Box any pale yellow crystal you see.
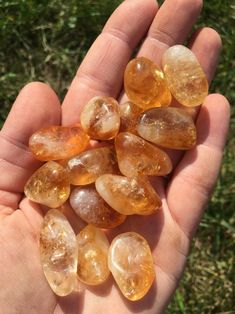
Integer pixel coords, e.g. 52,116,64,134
108,232,155,301
40,209,78,296
162,45,208,107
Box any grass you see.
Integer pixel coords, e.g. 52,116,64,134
0,0,234,312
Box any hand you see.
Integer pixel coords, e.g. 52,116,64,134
0,0,230,313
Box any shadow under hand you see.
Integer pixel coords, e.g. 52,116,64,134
57,289,84,314
59,201,87,234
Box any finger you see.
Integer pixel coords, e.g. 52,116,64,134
137,0,203,63
0,82,61,209
189,28,222,86
165,27,222,169
119,0,203,104
62,0,158,125
166,94,230,238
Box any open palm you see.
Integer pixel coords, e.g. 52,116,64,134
0,1,230,313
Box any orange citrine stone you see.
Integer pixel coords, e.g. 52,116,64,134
77,225,110,285
80,96,120,140
70,185,126,229
119,101,143,133
162,45,208,107
65,147,119,185
115,132,172,177
108,232,155,301
29,125,90,161
124,57,172,109
95,174,162,216
137,107,197,150
24,161,70,208
40,209,78,296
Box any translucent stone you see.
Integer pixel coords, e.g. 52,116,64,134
108,232,155,301
95,174,161,215
137,107,197,150
80,96,120,140
40,209,78,296
119,101,143,133
124,57,172,109
70,186,126,229
115,132,172,177
65,147,119,185
162,45,208,107
29,125,90,161
77,225,110,285
24,161,70,208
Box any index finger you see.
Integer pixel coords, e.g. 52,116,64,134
62,0,158,125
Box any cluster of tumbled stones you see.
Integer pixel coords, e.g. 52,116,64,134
24,45,208,301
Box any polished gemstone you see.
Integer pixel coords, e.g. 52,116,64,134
80,96,120,140
137,107,197,150
65,147,119,185
95,174,161,215
162,45,208,107
77,225,110,285
124,57,172,109
108,232,155,301
24,161,70,208
40,209,78,296
119,101,143,133
70,185,126,229
115,132,172,177
29,125,89,161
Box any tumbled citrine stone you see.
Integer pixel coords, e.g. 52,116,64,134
77,225,110,285
162,45,208,107
65,147,119,185
137,107,197,150
80,96,120,140
124,57,172,109
29,125,90,161
40,209,78,296
115,132,172,177
119,101,143,133
24,161,70,208
95,174,161,215
108,232,155,301
70,185,126,229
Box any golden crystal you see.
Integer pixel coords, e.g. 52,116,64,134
108,232,155,301
40,209,78,296
162,45,208,107
77,225,110,285
95,174,161,215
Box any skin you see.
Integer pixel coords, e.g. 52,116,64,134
0,0,230,313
